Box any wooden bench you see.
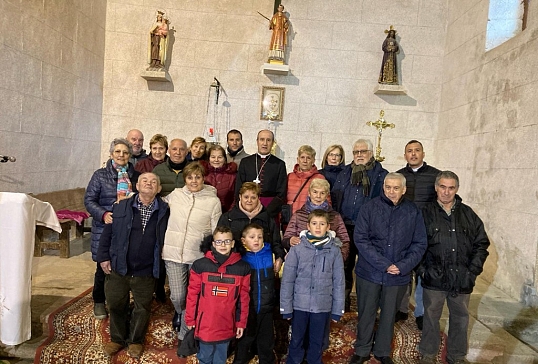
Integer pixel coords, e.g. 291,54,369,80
32,188,89,258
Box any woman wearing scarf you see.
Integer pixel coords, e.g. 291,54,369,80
331,138,388,311
283,179,349,261
85,138,140,320
217,182,285,270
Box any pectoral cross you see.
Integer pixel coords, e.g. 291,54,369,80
366,110,395,162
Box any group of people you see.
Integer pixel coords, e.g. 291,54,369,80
83,128,489,364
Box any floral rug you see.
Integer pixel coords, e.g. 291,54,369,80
34,289,446,363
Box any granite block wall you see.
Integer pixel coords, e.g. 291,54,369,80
437,0,538,299
0,0,106,193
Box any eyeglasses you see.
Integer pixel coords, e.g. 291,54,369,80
352,150,371,156
328,153,342,158
214,239,233,246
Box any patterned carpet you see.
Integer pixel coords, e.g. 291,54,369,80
34,288,446,364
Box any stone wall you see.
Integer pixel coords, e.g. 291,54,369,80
437,0,538,300
102,0,445,172
0,0,106,193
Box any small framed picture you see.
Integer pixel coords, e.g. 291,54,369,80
260,86,285,121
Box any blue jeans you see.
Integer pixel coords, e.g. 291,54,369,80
198,341,229,364
414,276,424,317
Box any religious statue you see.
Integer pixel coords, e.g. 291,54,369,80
378,26,399,84
148,11,169,70
268,4,289,64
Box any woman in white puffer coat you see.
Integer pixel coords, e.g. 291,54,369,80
162,162,221,344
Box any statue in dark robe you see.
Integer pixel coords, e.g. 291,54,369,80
379,26,399,84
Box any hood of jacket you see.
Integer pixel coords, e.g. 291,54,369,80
292,163,320,178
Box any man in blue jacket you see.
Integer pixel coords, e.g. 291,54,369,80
97,172,170,359
332,139,388,311
349,173,427,364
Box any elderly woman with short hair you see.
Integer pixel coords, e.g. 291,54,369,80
283,178,349,260
286,145,327,214
134,133,168,173
84,138,140,320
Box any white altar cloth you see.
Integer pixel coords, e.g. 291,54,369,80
0,192,61,346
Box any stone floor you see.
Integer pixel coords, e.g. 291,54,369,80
1,235,538,363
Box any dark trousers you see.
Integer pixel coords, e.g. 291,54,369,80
93,262,106,303
198,341,229,364
344,224,357,306
155,258,166,299
105,271,156,345
233,311,275,364
354,277,406,358
419,288,470,363
287,310,330,364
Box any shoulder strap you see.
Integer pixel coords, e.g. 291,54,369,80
292,174,315,203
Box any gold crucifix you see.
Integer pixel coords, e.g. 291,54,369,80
366,110,395,162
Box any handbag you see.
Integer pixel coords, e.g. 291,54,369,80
281,175,314,225
177,328,199,357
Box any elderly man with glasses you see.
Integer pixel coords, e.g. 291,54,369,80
332,139,388,312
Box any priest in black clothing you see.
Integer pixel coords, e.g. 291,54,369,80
235,129,287,218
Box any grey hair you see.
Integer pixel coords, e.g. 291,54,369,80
384,172,406,186
435,171,460,188
308,178,330,194
353,139,373,151
109,138,133,155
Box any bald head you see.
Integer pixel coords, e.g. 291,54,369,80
127,129,144,156
169,138,188,164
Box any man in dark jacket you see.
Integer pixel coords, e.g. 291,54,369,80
395,140,440,328
97,172,170,359
331,139,388,311
153,138,189,196
418,171,489,364
349,173,427,364
127,129,148,166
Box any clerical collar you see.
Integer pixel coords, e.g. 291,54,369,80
257,153,271,158
412,163,424,172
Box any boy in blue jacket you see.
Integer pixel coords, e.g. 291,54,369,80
280,210,345,364
233,223,276,364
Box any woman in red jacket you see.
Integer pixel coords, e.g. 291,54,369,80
286,145,327,214
202,145,237,212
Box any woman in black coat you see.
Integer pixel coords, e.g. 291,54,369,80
218,182,285,269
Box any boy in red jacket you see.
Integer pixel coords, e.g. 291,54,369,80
185,226,251,364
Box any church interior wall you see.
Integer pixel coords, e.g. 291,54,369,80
0,0,107,193
101,0,445,173
2,0,534,303
437,0,538,300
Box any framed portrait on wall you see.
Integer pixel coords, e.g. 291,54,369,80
260,86,285,121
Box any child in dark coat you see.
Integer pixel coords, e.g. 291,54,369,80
233,223,276,364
